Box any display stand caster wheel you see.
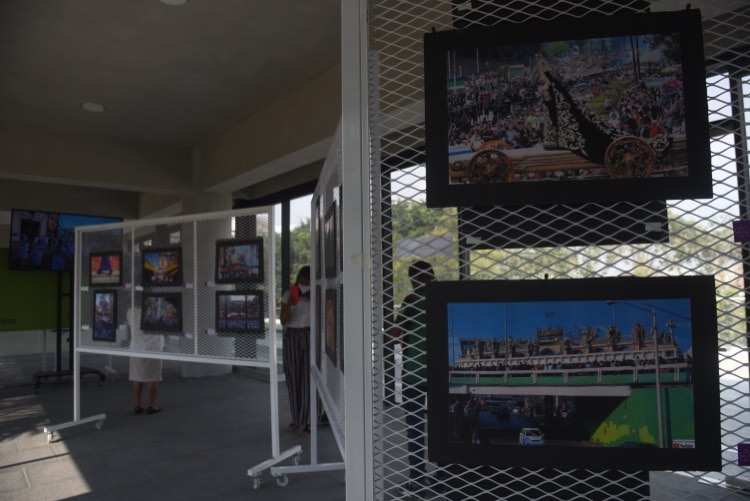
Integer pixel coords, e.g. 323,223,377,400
252,477,261,490
46,432,54,443
95,421,103,430
98,376,105,387
294,452,301,465
276,475,289,487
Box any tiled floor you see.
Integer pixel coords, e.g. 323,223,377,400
1,354,748,500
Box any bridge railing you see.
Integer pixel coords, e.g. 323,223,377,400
448,363,691,385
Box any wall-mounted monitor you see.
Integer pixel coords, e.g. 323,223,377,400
424,9,711,207
426,275,720,471
8,209,122,272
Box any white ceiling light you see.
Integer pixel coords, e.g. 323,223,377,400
82,102,105,113
159,0,187,5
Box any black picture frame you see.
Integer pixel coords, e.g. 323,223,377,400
141,292,182,333
93,290,117,342
141,247,182,287
324,203,337,279
426,275,720,471
314,197,322,279
339,283,344,373
215,238,264,284
424,9,711,208
315,285,322,371
215,291,265,334
325,288,337,366
89,251,124,287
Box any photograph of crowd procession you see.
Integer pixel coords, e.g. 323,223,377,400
445,297,696,450
444,31,689,184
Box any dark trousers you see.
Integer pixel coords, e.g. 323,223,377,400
402,385,427,480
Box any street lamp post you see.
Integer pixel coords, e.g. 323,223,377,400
607,301,665,448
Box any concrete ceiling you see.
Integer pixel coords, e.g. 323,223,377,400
0,0,341,147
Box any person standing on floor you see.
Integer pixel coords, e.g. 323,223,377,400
281,265,312,437
390,260,437,497
128,306,163,415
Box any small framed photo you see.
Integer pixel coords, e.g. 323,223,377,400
141,292,182,332
315,285,322,370
216,291,264,334
215,238,264,284
324,203,337,279
93,290,117,342
314,197,322,279
142,248,182,287
325,288,337,366
89,251,123,287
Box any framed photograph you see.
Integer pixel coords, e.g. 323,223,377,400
89,251,123,287
141,292,182,333
215,291,264,334
324,203,337,279
215,238,264,284
339,284,344,373
315,285,322,370
424,9,711,207
93,290,117,342
142,247,182,287
325,288,337,366
426,276,720,471
314,197,322,279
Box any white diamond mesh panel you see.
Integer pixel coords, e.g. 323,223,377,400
77,208,274,365
368,0,750,499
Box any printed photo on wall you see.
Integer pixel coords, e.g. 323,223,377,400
89,251,123,287
324,203,337,278
325,288,337,366
93,290,117,342
141,292,182,333
142,248,182,287
215,239,264,284
215,291,264,334
315,285,322,370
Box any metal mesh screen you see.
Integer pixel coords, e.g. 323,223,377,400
77,207,274,366
368,0,750,499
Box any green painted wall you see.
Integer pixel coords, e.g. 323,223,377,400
589,387,695,447
0,248,69,332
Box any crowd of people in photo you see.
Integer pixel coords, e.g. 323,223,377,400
448,43,685,167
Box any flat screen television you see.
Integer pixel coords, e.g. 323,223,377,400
426,275,721,471
8,209,122,272
423,9,711,207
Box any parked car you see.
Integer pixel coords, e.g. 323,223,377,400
519,427,545,446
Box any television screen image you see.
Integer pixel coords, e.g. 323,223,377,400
426,276,720,471
215,291,264,334
89,251,123,287
93,290,117,342
141,293,182,333
142,248,182,287
424,9,710,207
215,239,263,284
8,209,122,272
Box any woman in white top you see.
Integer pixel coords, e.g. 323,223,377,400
128,306,164,415
280,265,311,436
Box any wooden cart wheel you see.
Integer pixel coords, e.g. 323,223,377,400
466,149,514,184
604,136,656,178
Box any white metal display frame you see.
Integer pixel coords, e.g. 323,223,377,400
43,206,298,489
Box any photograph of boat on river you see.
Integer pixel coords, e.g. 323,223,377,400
446,297,694,449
